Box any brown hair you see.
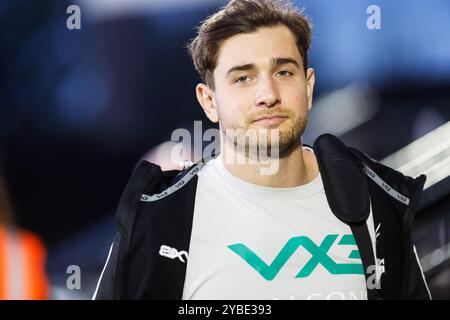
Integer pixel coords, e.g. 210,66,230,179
187,0,312,90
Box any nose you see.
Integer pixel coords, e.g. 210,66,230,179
255,77,280,108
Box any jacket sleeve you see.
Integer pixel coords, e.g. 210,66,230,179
408,245,432,300
92,233,121,300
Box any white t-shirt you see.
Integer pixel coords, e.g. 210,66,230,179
182,147,375,300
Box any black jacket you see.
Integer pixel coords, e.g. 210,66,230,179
93,134,431,300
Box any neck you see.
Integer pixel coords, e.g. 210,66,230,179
220,140,319,188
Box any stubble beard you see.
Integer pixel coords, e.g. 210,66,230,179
221,113,307,160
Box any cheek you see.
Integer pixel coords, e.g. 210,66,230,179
282,79,308,101
216,90,252,125
283,88,308,112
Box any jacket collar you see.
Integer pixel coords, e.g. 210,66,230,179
314,134,370,224
136,133,372,226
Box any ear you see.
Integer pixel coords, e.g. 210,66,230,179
306,68,315,111
196,83,219,123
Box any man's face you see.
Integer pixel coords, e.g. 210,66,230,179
197,24,315,157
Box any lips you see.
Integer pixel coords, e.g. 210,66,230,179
254,115,288,121
252,115,288,126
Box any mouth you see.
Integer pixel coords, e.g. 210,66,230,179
252,115,289,126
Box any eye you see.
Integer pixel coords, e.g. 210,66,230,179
277,70,293,77
234,75,250,84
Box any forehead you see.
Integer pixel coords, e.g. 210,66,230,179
214,24,302,74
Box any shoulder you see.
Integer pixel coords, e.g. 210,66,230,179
313,134,426,223
347,145,426,206
314,133,426,200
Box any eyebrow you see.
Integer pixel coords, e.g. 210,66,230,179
273,57,300,69
226,57,301,76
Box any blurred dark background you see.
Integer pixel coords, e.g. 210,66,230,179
0,0,449,299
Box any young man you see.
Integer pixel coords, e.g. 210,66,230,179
93,0,431,300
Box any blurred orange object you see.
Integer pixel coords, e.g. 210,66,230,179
0,225,49,300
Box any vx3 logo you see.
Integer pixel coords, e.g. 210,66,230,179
227,234,363,281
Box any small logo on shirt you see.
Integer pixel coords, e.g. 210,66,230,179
228,234,363,281
159,245,189,263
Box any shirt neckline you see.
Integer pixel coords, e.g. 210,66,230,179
211,146,323,201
